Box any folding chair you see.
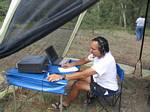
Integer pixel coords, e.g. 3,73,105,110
87,63,125,112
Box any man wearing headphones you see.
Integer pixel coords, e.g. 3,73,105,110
48,36,118,109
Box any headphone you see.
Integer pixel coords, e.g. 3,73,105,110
92,36,109,56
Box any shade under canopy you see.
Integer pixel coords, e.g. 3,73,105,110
0,0,98,59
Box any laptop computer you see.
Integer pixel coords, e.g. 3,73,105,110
45,46,70,66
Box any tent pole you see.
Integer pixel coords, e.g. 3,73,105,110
133,0,149,77
62,10,87,57
139,0,149,61
0,0,21,44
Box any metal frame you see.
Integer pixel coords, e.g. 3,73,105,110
60,94,63,112
97,82,123,112
13,86,16,112
87,64,124,112
12,86,64,112
98,64,124,112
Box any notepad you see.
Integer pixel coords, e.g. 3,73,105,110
58,66,79,73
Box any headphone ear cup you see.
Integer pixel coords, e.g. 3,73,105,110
101,42,106,55
94,36,109,55
98,39,105,55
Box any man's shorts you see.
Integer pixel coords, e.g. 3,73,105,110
90,82,117,96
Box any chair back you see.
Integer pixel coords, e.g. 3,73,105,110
88,63,124,112
116,64,125,81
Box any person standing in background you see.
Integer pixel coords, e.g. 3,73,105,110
135,16,145,41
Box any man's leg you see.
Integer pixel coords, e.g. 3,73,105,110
139,27,144,40
63,77,91,107
136,26,141,41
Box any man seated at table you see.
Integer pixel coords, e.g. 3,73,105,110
47,36,118,109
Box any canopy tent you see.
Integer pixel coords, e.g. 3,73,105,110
0,0,149,77
0,0,98,59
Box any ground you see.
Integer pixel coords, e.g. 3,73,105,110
0,29,150,112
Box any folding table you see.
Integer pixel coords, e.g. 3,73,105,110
5,65,79,112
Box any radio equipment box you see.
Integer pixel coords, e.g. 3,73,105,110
17,55,49,73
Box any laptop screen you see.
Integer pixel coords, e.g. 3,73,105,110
45,46,59,62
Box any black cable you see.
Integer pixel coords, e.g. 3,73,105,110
134,0,150,77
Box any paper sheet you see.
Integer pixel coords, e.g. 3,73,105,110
58,66,78,73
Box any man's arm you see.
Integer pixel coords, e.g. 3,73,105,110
47,67,96,82
62,57,90,67
65,67,96,80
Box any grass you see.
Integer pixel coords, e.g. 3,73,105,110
0,88,108,112
0,28,150,111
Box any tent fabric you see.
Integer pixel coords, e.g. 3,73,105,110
0,0,98,59
5,68,68,94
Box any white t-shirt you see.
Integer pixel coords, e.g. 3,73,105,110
88,52,118,91
136,17,145,27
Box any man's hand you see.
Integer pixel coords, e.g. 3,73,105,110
61,63,74,68
47,74,63,82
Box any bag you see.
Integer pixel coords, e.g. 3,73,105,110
17,55,49,73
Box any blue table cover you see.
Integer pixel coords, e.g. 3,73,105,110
5,65,79,95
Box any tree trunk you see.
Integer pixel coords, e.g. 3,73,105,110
120,2,127,28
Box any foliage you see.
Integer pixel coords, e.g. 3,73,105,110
81,0,149,31
0,0,10,21
0,0,149,32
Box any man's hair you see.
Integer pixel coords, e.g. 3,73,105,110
92,36,109,55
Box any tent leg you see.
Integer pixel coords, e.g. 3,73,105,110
133,59,142,77
13,86,17,112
